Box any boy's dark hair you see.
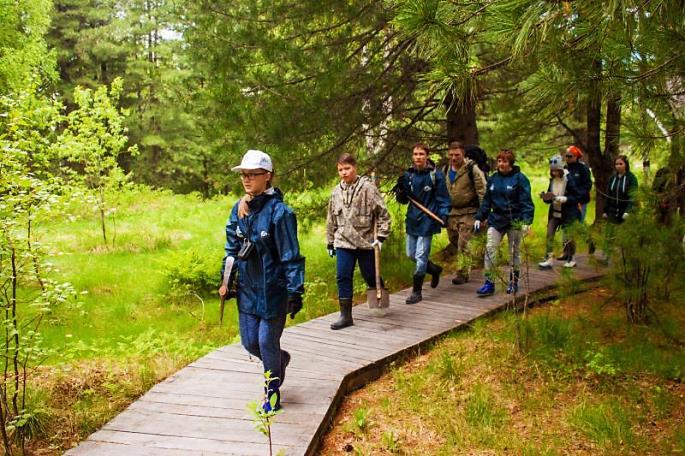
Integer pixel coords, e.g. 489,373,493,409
337,153,357,166
413,142,430,154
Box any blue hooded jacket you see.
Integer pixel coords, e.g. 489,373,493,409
222,188,305,320
476,166,534,232
400,161,451,236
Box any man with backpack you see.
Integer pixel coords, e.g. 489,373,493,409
442,142,487,284
393,143,451,304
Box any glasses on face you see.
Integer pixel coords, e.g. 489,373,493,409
240,172,267,180
565,154,574,158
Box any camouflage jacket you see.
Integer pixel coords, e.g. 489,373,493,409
326,176,391,250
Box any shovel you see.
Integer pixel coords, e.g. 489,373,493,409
367,225,389,315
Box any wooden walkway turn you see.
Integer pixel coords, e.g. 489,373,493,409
67,256,603,455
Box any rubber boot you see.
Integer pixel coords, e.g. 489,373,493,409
405,274,425,304
426,261,443,288
506,270,520,294
280,350,291,386
476,279,495,297
330,297,353,330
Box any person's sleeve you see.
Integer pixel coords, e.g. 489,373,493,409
273,207,305,297
473,165,487,203
475,179,491,221
371,185,392,240
221,205,240,277
435,171,452,220
325,193,336,246
626,173,639,212
565,174,581,206
518,174,535,224
584,165,593,193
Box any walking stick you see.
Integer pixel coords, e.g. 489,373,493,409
406,195,446,226
218,256,236,325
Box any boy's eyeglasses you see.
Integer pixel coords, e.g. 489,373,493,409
240,172,267,180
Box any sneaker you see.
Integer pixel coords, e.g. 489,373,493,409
538,257,553,269
563,260,576,268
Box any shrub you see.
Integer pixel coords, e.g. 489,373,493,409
164,250,218,297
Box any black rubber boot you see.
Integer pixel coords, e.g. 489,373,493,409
426,261,443,288
330,297,353,330
405,274,425,304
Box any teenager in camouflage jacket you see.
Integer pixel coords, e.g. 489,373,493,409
326,153,391,330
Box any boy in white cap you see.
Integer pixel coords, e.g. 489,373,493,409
220,149,305,411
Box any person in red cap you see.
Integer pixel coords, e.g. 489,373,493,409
563,145,594,256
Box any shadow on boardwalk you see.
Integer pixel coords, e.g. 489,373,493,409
67,255,603,455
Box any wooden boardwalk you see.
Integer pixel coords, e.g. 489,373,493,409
67,256,603,455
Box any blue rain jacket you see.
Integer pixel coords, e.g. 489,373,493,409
400,161,451,236
475,166,534,232
222,188,305,320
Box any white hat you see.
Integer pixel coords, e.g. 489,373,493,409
231,150,273,172
549,154,564,171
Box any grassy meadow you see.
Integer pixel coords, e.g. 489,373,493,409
321,288,685,455
24,164,598,451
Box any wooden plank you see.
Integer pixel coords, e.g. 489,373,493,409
86,430,291,456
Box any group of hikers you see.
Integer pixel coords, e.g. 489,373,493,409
219,144,639,411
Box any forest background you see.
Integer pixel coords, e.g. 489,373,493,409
1,0,684,454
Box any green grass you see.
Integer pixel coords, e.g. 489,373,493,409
322,289,685,455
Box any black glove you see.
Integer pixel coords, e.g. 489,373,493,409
391,176,410,204
327,244,336,257
286,295,303,319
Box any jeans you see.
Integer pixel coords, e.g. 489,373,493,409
406,234,433,275
239,311,287,392
484,226,522,274
580,203,588,222
336,248,381,299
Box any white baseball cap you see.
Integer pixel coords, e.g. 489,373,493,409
231,149,273,172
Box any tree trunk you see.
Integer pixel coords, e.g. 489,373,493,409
584,60,616,220
444,91,478,146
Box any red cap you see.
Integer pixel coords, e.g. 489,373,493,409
566,145,582,158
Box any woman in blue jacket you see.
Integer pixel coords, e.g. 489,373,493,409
395,143,451,304
474,149,534,296
538,155,582,269
220,150,305,411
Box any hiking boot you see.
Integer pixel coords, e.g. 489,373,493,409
476,279,495,297
506,270,520,294
451,273,469,285
426,261,442,288
330,298,353,330
405,274,425,304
